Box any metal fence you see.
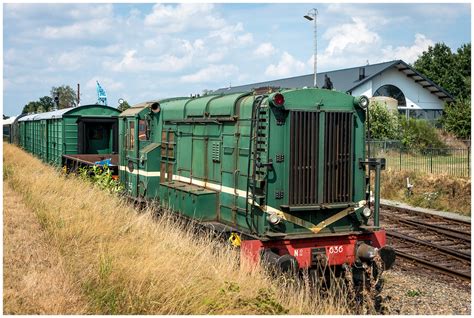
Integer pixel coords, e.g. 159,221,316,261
367,140,471,178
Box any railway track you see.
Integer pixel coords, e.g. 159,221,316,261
380,204,471,282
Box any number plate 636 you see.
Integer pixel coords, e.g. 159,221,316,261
328,246,344,254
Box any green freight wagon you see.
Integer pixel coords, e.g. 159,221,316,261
17,105,121,166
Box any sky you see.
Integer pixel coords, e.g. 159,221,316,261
2,2,471,116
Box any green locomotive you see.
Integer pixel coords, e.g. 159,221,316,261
119,87,395,283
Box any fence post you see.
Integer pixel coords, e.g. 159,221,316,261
430,148,433,174
468,147,470,177
399,146,402,171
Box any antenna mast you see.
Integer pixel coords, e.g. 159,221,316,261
77,83,80,106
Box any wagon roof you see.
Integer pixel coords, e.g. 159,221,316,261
2,116,17,125
120,97,189,117
18,104,120,121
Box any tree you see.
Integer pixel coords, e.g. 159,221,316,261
22,101,41,114
439,98,471,139
367,101,400,140
51,85,77,109
118,100,131,112
399,117,446,150
456,43,471,98
38,96,55,112
21,96,56,114
413,42,471,99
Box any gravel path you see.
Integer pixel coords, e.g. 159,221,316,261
380,265,471,315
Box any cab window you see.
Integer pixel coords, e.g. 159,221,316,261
138,119,150,141
128,121,135,150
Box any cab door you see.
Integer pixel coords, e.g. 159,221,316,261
137,117,150,198
124,118,139,197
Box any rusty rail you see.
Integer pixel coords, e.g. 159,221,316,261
381,205,471,282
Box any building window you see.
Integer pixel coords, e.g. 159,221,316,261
373,84,406,107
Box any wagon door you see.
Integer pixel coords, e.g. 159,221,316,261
41,119,48,161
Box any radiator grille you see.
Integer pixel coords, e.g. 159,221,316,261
324,112,353,203
289,111,319,205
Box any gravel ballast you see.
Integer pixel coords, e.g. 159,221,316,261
380,265,471,315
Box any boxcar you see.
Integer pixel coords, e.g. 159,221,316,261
3,116,17,143
17,105,121,166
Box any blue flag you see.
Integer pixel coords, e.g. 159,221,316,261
96,81,107,105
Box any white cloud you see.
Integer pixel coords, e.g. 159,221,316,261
208,22,253,46
323,18,380,56
181,64,238,83
381,33,434,63
67,4,113,20
41,19,113,39
205,49,227,63
55,51,84,71
313,17,384,70
85,76,124,92
106,50,192,73
144,3,225,32
254,42,276,58
265,52,306,77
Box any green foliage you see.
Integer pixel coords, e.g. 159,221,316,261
456,43,471,98
368,102,399,140
439,98,471,139
22,101,40,114
78,165,124,193
21,85,75,114
413,42,471,99
38,96,55,112
238,288,288,314
117,100,131,112
51,85,78,109
399,117,446,150
406,289,422,297
21,96,55,114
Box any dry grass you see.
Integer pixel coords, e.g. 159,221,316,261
3,182,89,314
3,143,352,314
380,168,471,215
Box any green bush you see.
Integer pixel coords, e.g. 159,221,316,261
399,117,446,150
78,165,124,194
367,102,399,140
439,98,471,139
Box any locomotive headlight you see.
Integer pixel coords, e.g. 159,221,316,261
267,213,281,225
354,95,369,109
362,207,372,218
150,102,161,113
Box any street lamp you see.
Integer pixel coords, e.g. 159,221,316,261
304,8,318,88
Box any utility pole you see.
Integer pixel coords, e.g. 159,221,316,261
77,83,80,106
304,8,318,88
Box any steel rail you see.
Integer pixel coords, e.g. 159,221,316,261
387,230,471,260
380,204,471,225
381,205,471,282
382,213,471,242
394,250,471,281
